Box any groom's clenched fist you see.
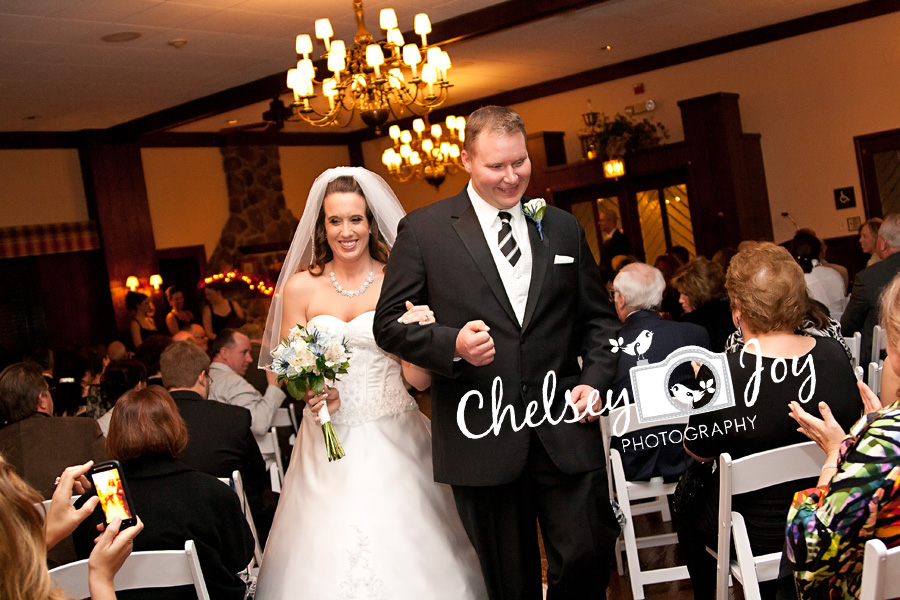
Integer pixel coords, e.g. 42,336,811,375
455,320,495,366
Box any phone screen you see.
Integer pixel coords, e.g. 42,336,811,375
90,463,135,525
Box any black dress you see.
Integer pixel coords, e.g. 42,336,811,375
677,338,861,599
210,301,244,335
678,298,735,352
74,455,254,600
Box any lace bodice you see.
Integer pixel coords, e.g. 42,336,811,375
305,311,417,426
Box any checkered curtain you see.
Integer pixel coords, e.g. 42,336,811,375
0,221,100,258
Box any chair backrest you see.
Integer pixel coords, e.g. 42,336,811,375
869,361,884,398
716,441,822,599
288,402,301,433
49,539,210,600
873,325,887,366
221,470,263,568
271,406,293,429
860,538,900,600
845,332,862,369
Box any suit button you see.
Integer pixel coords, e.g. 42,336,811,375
522,384,529,393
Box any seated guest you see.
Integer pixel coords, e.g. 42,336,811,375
160,341,275,542
238,323,268,395
842,213,900,366
796,227,849,290
859,217,884,269
0,455,142,600
74,386,254,600
609,263,709,481
107,340,128,361
81,343,110,418
164,286,195,335
0,362,107,498
786,271,900,599
134,334,171,387
97,359,147,437
208,329,284,444
188,323,210,352
51,350,88,417
672,256,736,351
792,230,847,318
676,243,862,600
724,293,854,362
127,291,159,349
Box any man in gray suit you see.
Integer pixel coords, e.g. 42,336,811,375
842,213,900,366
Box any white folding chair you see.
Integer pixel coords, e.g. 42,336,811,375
714,441,821,600
860,538,900,600
49,539,210,600
602,403,690,599
872,325,887,366
256,428,285,493
845,331,862,369
288,402,301,434
869,361,884,398
219,470,263,569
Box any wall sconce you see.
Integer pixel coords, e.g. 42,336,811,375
124,274,163,293
604,158,625,178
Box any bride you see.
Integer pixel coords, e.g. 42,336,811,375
255,167,487,599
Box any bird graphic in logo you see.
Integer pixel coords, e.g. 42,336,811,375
669,378,716,411
610,330,654,361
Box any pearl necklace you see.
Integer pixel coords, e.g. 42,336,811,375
329,269,375,298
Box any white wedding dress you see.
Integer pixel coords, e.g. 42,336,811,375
254,311,487,600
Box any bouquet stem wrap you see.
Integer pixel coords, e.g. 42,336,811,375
271,325,350,462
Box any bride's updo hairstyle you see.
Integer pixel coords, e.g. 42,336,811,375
309,175,391,274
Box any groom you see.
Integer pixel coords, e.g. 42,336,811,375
374,106,621,599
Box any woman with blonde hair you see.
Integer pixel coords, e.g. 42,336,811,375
0,455,142,600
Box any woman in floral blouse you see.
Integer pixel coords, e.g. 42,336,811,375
787,272,900,599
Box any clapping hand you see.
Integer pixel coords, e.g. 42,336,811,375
858,379,883,414
788,401,846,461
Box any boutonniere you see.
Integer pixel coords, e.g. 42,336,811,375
523,198,546,240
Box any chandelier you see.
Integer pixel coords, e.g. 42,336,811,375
286,0,452,131
381,116,464,188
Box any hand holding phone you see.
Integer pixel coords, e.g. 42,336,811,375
88,461,138,529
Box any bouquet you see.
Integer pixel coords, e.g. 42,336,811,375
268,324,349,461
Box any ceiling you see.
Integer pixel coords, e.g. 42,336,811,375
0,0,876,135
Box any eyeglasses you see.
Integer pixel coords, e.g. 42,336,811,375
204,371,213,385
608,289,618,302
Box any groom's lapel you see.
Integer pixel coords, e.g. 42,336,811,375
451,201,519,325
521,208,549,333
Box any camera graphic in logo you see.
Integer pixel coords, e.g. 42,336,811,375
629,346,735,424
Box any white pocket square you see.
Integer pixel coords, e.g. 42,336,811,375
554,255,574,264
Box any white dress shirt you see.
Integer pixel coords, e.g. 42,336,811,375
805,259,848,320
467,182,532,324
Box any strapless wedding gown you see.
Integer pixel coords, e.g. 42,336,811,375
254,312,487,600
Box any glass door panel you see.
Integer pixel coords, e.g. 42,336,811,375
663,184,695,256
637,189,666,263
569,200,600,263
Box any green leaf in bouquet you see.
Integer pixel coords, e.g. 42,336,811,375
309,373,326,394
285,377,308,401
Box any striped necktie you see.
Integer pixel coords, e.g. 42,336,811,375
498,211,521,266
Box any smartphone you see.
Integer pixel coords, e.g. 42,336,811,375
88,460,138,529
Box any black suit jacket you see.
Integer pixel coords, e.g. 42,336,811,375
610,310,709,481
170,390,269,495
374,188,620,486
841,251,900,366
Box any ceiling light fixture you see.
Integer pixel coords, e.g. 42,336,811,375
382,115,464,189
286,0,452,132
